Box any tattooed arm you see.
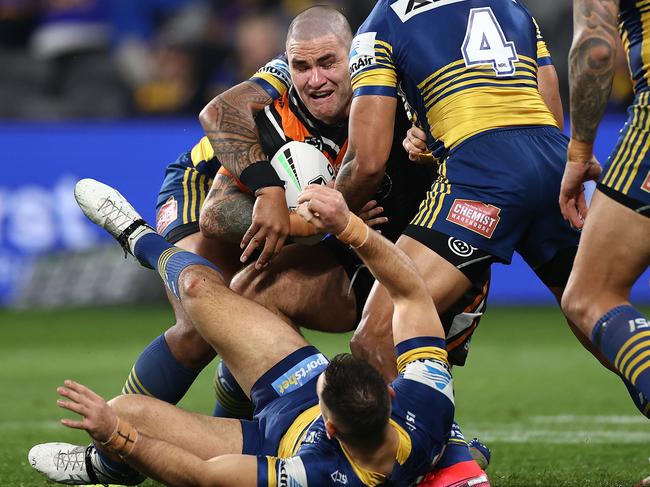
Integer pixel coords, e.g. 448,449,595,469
560,0,619,227
568,0,620,144
199,80,290,269
199,81,271,178
199,173,254,244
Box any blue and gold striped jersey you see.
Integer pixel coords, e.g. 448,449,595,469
258,337,454,486
620,0,650,94
350,0,557,158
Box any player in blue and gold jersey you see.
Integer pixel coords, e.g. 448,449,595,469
335,0,604,412
33,180,459,487
560,0,650,421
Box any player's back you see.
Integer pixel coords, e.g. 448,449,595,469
351,0,558,158
619,0,650,95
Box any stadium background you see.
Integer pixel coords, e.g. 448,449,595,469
1,1,649,486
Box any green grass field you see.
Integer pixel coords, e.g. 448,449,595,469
1,304,649,486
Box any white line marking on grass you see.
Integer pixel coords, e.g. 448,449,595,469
531,415,647,425
472,429,650,444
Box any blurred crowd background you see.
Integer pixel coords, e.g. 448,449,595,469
0,0,635,120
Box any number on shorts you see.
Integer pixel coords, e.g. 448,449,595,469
461,7,518,76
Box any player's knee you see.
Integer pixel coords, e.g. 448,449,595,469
108,394,148,425
179,266,224,301
560,281,590,326
165,324,215,369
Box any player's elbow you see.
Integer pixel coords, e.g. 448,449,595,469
198,101,218,132
570,37,614,70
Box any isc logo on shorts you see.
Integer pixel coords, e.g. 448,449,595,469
156,197,178,234
272,353,329,396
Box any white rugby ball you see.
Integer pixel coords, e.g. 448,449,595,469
270,141,335,245
270,141,335,210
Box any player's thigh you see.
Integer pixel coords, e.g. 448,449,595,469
109,394,243,458
179,266,310,396
567,190,650,323
353,235,472,356
231,242,357,333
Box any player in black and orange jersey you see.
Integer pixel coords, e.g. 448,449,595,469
560,0,650,422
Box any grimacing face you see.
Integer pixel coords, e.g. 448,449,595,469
286,33,353,125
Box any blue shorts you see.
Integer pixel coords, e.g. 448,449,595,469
598,91,650,216
405,126,579,269
155,151,220,244
240,346,328,456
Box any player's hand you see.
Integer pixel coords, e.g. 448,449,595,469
560,139,602,229
297,184,350,235
57,380,117,443
403,125,428,161
358,200,387,228
240,186,290,269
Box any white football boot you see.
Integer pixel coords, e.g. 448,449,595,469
28,443,144,485
74,178,155,260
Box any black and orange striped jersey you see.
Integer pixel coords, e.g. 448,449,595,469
350,0,557,159
620,0,650,95
255,87,349,172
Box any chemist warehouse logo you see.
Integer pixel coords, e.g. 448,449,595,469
446,199,501,239
272,353,329,395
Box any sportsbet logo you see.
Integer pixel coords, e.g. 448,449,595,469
446,199,501,239
272,353,329,395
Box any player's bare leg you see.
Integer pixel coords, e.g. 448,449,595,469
107,394,243,459
352,235,471,381
28,179,313,485
562,190,650,417
231,243,357,333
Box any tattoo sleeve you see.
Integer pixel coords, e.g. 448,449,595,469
199,175,254,243
569,0,621,143
199,81,273,177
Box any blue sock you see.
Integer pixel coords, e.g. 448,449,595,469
622,376,650,418
122,334,201,404
592,305,650,415
213,360,253,419
133,233,221,299
435,422,474,468
93,447,141,482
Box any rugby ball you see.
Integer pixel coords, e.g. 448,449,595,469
270,141,335,245
270,141,335,210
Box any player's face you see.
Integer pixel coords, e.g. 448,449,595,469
287,33,352,125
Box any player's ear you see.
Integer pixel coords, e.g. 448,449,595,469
387,385,396,399
324,419,336,440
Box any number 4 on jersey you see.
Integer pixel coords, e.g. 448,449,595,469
462,7,518,76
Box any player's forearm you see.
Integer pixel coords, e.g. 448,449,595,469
568,0,619,144
335,156,385,212
199,81,271,178
199,185,253,243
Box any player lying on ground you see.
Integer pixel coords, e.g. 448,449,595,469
29,179,471,487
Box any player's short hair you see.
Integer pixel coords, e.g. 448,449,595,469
321,354,391,450
286,5,352,48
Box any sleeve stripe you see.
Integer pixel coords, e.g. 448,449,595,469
397,346,448,373
251,75,288,98
353,86,398,97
